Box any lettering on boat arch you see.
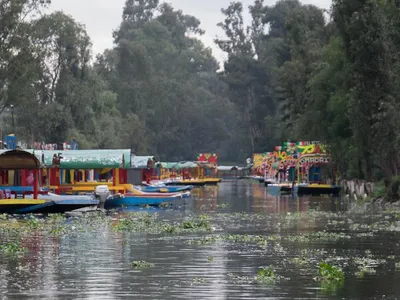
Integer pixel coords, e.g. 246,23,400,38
297,154,331,167
297,143,327,155
279,158,298,169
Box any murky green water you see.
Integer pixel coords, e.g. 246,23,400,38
1,181,400,299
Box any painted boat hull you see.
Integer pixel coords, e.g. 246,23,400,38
267,183,341,196
141,185,193,193
104,193,182,207
0,199,46,214
165,181,206,186
297,185,341,196
0,198,99,214
264,180,277,186
266,184,295,195
204,178,222,185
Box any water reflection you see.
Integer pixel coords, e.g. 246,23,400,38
0,181,398,299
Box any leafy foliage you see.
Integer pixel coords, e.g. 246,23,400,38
3,0,400,177
1,0,240,162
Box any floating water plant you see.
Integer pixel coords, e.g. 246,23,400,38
208,256,214,262
216,203,231,208
256,266,278,285
0,242,27,255
131,260,154,269
317,262,345,282
286,231,351,243
190,277,208,285
186,236,218,245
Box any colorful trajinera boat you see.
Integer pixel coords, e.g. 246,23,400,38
144,153,222,186
0,149,99,214
257,142,341,196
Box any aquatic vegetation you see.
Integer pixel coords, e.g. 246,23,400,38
1,194,400,299
186,236,218,245
227,267,284,286
317,262,345,282
0,242,27,255
190,277,208,285
256,266,279,285
131,260,154,269
316,262,345,294
285,231,351,243
26,217,43,229
216,203,231,208
222,234,270,246
291,256,308,266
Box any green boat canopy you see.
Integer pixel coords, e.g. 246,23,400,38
157,162,179,169
131,156,154,169
0,149,132,169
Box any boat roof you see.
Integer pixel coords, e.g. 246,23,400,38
0,149,132,169
0,150,41,169
131,155,155,168
218,166,240,171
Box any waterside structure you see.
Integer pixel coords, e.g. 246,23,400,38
252,141,340,196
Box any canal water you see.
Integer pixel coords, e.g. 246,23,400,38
1,180,400,299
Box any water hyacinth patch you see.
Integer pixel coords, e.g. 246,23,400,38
256,266,280,285
317,262,345,282
131,260,154,269
0,242,27,255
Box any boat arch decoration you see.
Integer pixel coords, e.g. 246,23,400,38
297,154,331,167
297,142,327,155
252,153,265,174
197,153,218,166
278,158,298,169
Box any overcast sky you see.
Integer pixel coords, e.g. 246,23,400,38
46,0,331,63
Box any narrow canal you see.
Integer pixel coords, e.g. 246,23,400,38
1,181,400,299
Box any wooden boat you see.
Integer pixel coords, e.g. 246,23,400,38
266,183,293,194
264,178,278,186
165,179,206,186
297,183,341,196
104,192,187,208
267,182,340,196
140,185,193,193
203,178,222,185
0,199,46,214
20,194,99,214
0,193,99,214
128,187,191,199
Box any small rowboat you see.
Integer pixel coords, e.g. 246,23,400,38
104,192,189,207
140,185,193,193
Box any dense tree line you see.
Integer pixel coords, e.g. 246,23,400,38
1,0,242,161
216,0,400,183
2,0,399,182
